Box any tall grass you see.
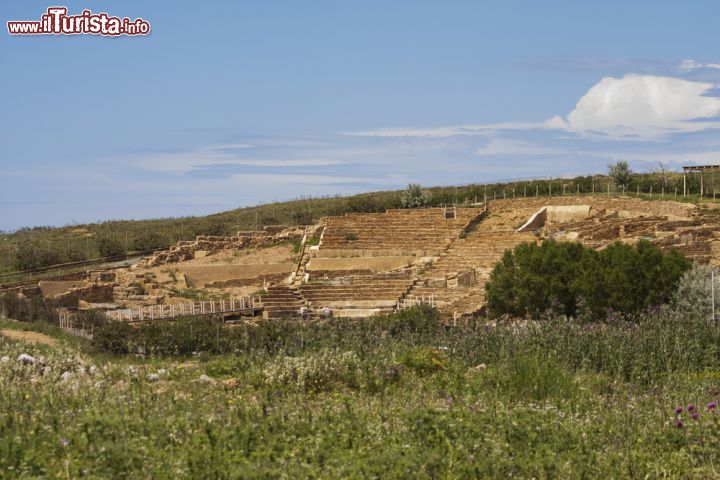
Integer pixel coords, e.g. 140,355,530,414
4,304,720,477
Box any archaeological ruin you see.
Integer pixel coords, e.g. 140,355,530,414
9,196,720,324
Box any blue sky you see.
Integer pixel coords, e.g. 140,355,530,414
3,1,720,230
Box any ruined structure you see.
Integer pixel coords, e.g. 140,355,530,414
11,196,720,322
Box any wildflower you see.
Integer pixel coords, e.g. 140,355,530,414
676,420,684,429
692,412,700,420
675,407,683,415
59,438,69,448
709,402,717,411
688,404,695,412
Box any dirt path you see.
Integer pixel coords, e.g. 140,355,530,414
0,329,57,346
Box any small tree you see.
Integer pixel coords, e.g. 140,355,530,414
401,184,427,208
608,161,632,190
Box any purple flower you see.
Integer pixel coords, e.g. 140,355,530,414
59,438,69,448
675,407,683,415
709,402,717,411
688,404,695,412
692,412,700,420
676,420,684,429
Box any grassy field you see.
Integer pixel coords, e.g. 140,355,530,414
3,306,720,478
1,170,709,277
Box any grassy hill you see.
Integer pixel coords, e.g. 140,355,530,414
0,170,709,276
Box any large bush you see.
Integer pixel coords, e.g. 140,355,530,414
486,239,690,320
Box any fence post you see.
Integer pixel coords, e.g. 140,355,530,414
712,270,716,322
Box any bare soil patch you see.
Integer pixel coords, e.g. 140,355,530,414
1,329,57,346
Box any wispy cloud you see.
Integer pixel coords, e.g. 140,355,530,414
122,144,344,174
680,59,720,71
343,120,561,138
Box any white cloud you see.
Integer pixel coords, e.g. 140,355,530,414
565,75,720,137
342,120,560,138
345,74,720,140
475,138,566,156
122,144,343,174
680,59,720,71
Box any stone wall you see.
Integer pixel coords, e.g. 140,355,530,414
180,263,295,287
48,283,114,308
139,227,306,267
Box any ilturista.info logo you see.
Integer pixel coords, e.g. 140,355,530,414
7,6,150,36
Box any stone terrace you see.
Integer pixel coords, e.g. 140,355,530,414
318,208,483,257
299,272,414,318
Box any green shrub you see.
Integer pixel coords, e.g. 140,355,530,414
92,320,133,354
369,304,441,336
401,347,448,375
672,263,720,319
401,184,427,208
489,355,577,401
132,232,170,251
97,237,125,258
14,243,62,270
486,239,690,320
